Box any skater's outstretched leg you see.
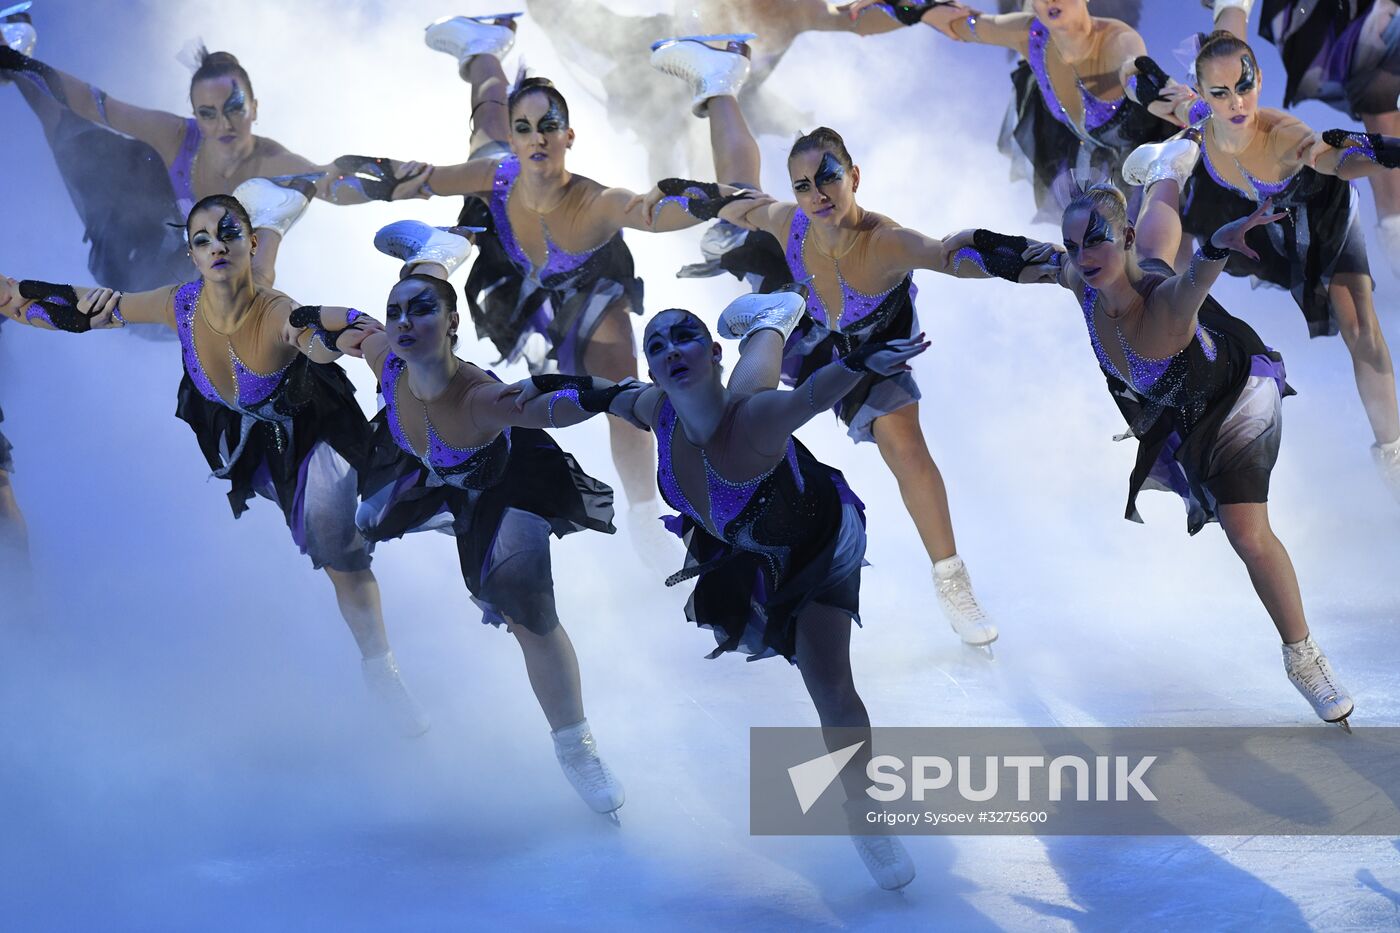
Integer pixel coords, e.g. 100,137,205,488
424,13,516,152
1362,111,1400,275
0,469,34,617
706,95,759,189
510,621,586,730
1326,274,1400,448
1216,502,1306,644
582,300,656,509
327,565,431,737
464,51,510,153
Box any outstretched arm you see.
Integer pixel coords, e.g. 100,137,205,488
1151,200,1287,334
1311,129,1400,181
0,277,175,331
0,49,189,162
939,229,1067,284
255,145,435,205
281,303,383,365
417,157,502,199
838,3,1032,49
741,336,930,453
593,183,709,234
506,374,660,432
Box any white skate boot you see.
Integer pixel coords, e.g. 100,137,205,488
845,801,916,891
1282,635,1354,731
424,12,518,68
650,34,753,117
1374,436,1400,504
932,555,999,648
1378,216,1400,279
361,650,431,737
717,286,807,348
232,177,313,238
1,3,35,58
1122,136,1202,190
1201,0,1254,21
374,220,474,276
552,719,625,822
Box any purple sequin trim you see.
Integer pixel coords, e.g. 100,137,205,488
1081,284,1215,390
1188,99,1211,124
951,247,989,276
23,305,55,328
1336,140,1376,171
344,308,363,327
1027,19,1124,132
229,346,290,407
785,209,901,329
382,352,486,469
487,155,595,281
548,388,581,428
1199,144,1295,201
169,119,201,218
174,281,223,406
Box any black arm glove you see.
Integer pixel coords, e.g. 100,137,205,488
837,339,901,375
18,281,94,332
1322,130,1400,169
1131,56,1172,105
288,306,366,351
330,155,404,201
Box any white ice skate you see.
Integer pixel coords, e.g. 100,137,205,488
1122,137,1202,191
717,286,807,348
552,719,625,822
1201,0,1254,21
1378,216,1400,279
374,220,475,277
1,2,36,68
849,834,916,891
650,33,754,117
424,12,519,67
626,498,683,578
1282,635,1354,731
1374,437,1400,504
932,555,999,649
232,177,312,238
361,650,432,738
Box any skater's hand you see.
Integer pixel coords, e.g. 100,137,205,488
392,162,435,200
1020,238,1058,264
1209,199,1287,262
334,318,383,359
837,0,884,17
510,377,547,410
859,334,930,376
79,287,125,329
1148,84,1195,126
610,378,653,430
1294,131,1329,169
719,191,773,228
0,276,17,318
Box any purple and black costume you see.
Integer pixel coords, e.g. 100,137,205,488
1180,100,1371,339
0,48,199,291
1000,17,1175,221
354,352,614,633
171,280,374,571
655,397,867,661
457,154,643,376
1082,257,1293,533
1259,0,1400,118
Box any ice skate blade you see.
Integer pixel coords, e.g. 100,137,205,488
602,809,622,826
0,2,34,20
651,32,757,57
961,641,996,661
1336,717,1352,734
466,11,522,22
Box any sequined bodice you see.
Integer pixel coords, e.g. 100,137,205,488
1027,19,1126,134
1080,283,1220,418
488,155,599,283
785,209,907,332
381,352,511,489
1188,102,1304,203
656,398,802,541
174,280,292,417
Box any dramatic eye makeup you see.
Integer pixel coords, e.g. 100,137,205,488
216,210,244,242
223,83,247,117
1083,210,1114,246
1234,55,1256,95
814,152,845,188
513,100,568,134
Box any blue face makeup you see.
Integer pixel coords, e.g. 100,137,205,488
513,97,568,135
1083,209,1114,246
387,285,441,325
223,83,247,118
1234,54,1256,96
814,152,845,189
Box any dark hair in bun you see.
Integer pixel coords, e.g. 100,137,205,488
190,46,254,100
507,76,570,125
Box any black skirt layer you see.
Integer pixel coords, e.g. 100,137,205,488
1000,61,1175,221
174,356,374,568
356,421,615,628
1110,260,1295,534
1181,164,1371,338
665,438,864,662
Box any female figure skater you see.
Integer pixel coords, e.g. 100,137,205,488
407,19,721,555
0,35,432,292
515,299,929,889
640,57,1060,646
304,227,625,820
943,175,1356,729
839,0,1191,219
1129,30,1400,501
0,195,430,735
1247,0,1400,271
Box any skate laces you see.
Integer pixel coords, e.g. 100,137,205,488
860,836,903,868
559,733,614,790
1286,643,1341,700
936,570,988,622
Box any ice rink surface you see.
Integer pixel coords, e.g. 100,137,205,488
2,2,1399,929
